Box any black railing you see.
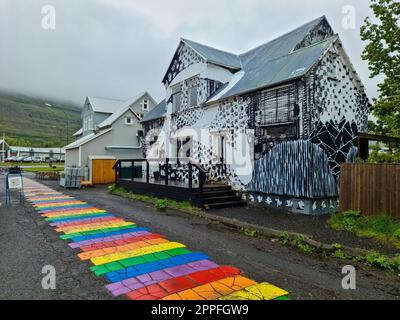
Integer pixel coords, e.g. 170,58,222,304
113,158,210,194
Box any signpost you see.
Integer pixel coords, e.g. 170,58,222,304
6,167,24,205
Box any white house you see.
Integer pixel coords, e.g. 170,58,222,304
65,92,157,183
140,16,370,213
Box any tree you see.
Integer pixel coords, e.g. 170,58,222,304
360,0,400,136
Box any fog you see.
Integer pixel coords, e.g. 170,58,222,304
0,0,382,107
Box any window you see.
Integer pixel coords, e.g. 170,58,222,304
88,117,93,130
260,85,295,125
188,86,197,107
125,117,134,125
142,99,149,111
172,91,182,113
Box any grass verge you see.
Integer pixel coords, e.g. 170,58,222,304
23,167,64,173
328,211,400,248
108,184,202,214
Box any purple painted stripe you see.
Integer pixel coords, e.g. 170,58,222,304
106,260,219,297
69,230,152,248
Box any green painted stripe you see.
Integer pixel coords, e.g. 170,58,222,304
275,296,291,300
60,225,136,240
45,212,109,222
90,248,192,276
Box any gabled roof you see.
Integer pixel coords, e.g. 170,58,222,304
86,97,124,114
73,128,83,136
141,99,166,122
164,16,338,101
181,38,242,70
214,36,337,100
97,92,151,129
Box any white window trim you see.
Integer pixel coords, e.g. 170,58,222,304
142,99,149,111
125,117,134,126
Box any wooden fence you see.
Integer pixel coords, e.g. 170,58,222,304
339,163,400,218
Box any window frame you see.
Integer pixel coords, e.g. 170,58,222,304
142,99,149,111
259,85,295,126
125,117,134,126
188,86,198,108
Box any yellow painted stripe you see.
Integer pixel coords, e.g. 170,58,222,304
218,283,289,300
91,242,186,266
42,210,106,218
78,238,169,260
58,221,135,234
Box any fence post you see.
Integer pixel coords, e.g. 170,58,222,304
188,162,192,191
131,161,135,182
146,160,150,184
165,158,169,186
114,161,119,183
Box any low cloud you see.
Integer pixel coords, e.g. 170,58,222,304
0,0,380,107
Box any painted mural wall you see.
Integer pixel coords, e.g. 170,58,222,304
144,38,369,214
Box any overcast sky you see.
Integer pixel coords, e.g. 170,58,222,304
0,0,381,107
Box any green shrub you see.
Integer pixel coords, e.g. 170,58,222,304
107,184,117,193
330,243,348,260
240,227,257,237
155,199,168,211
360,251,396,271
278,232,314,254
366,145,400,164
278,232,291,245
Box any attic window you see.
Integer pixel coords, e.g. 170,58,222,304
125,117,134,125
142,100,149,111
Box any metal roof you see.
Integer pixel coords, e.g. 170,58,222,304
141,99,166,122
73,128,83,136
217,36,337,99
97,92,147,128
9,146,66,153
87,97,124,114
182,38,242,70
166,16,337,101
64,128,112,150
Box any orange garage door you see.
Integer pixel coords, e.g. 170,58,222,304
91,159,116,184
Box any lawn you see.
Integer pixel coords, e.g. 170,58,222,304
22,167,64,173
328,211,400,248
0,162,61,167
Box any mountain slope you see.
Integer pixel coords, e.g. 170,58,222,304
0,92,81,147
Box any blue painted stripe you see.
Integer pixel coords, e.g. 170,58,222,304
70,227,150,242
105,252,209,283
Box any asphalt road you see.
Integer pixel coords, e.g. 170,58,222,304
0,176,399,300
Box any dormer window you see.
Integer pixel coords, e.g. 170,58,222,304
125,117,134,125
142,99,149,111
188,86,197,107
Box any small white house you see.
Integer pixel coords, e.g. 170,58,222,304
64,92,157,184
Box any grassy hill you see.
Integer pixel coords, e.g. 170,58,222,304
0,92,81,147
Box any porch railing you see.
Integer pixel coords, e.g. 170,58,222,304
112,158,209,193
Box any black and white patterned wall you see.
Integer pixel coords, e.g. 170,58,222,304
163,43,204,86
304,47,370,176
147,33,370,214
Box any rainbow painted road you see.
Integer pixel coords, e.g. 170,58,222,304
24,179,289,300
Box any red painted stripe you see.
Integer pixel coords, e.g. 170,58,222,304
126,266,241,300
